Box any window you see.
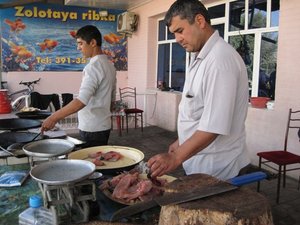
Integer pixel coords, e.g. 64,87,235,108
157,19,186,91
156,0,279,98
214,0,279,99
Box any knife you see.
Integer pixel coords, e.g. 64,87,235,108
110,171,267,222
110,182,237,222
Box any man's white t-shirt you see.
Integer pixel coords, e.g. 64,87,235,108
77,54,116,132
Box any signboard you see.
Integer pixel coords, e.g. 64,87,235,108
0,3,127,71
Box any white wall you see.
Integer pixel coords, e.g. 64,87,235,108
127,0,177,130
5,70,128,96
245,0,300,179
6,72,82,95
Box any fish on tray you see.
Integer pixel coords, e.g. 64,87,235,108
87,151,123,166
100,169,170,205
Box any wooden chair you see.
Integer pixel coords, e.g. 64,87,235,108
257,108,300,203
119,87,143,133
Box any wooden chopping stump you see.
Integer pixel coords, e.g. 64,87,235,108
159,173,273,225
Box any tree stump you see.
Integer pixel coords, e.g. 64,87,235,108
159,173,273,225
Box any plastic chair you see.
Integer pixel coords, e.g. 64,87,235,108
257,108,300,203
119,87,143,133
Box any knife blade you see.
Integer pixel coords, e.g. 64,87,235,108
110,182,237,222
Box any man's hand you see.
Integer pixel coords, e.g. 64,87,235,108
41,115,57,133
147,152,182,178
41,98,85,133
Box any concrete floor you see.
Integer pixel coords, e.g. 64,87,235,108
100,126,300,225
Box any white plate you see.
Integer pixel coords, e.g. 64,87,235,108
68,145,144,170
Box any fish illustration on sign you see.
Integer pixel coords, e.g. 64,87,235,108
103,33,123,44
8,41,33,59
37,39,58,52
1,37,34,71
4,18,26,32
69,30,77,38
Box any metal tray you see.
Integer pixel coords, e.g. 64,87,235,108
30,159,95,185
23,139,75,158
0,131,47,148
15,111,52,119
0,118,41,131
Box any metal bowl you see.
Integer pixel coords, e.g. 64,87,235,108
23,139,75,158
30,159,95,185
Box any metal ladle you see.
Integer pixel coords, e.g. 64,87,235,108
0,144,26,158
0,145,17,157
31,132,42,141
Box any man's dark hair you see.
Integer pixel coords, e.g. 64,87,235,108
75,25,102,47
164,0,210,27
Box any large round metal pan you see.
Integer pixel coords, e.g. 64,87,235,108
0,131,47,148
0,118,41,131
23,139,75,158
15,111,52,119
68,145,144,174
30,159,95,185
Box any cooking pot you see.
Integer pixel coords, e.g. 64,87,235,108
0,118,41,131
23,139,75,158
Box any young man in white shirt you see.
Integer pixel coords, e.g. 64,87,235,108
42,25,116,147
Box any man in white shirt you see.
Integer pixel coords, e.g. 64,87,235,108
148,0,250,180
42,25,116,147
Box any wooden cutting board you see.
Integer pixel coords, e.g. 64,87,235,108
159,173,273,225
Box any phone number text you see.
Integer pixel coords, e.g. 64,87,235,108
36,56,87,64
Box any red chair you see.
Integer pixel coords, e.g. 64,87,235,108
119,87,143,133
257,108,300,203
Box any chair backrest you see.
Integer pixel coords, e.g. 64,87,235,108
284,108,300,150
119,87,137,109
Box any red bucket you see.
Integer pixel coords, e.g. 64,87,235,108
0,89,12,114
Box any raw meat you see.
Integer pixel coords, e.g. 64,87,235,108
102,171,169,204
102,151,123,161
93,158,105,166
88,151,103,158
88,150,123,162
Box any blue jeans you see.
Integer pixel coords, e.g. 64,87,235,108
79,129,110,148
